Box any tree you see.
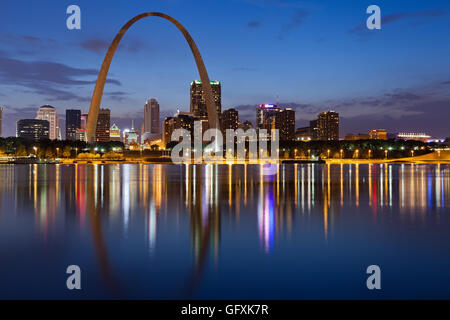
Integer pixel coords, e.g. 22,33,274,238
102,151,122,159
15,145,27,156
63,146,72,158
45,147,55,159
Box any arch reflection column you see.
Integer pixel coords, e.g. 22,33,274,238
86,12,219,142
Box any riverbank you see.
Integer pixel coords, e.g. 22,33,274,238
2,150,450,165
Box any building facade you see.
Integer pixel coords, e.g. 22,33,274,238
238,120,253,131
317,111,339,141
17,119,49,141
369,129,388,140
36,105,58,140
163,113,195,147
256,104,280,130
123,121,139,149
309,120,319,140
95,108,111,142
190,80,221,119
110,123,121,142
256,104,295,140
277,108,295,141
66,109,81,140
144,98,161,139
221,108,239,132
80,114,88,130
295,126,312,141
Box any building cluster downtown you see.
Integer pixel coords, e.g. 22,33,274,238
3,80,445,149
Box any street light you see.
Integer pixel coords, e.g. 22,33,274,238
327,149,330,158
33,147,37,156
56,147,59,158
385,149,388,159
308,149,311,159
368,149,372,159
340,149,344,159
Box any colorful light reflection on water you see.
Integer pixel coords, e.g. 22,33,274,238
0,163,449,299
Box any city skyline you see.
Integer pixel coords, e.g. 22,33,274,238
7,99,448,144
1,0,450,138
1,1,450,304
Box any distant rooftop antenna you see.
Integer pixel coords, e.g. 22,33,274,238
131,119,134,130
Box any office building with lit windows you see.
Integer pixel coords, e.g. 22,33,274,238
190,80,221,119
17,119,49,141
222,108,239,131
95,108,111,142
36,105,58,140
317,111,339,141
66,109,81,140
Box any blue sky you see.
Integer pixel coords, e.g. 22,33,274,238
1,0,450,137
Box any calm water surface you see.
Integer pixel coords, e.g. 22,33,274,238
0,163,449,299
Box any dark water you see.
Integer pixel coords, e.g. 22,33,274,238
0,163,449,299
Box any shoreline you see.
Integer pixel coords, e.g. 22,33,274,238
50,158,450,165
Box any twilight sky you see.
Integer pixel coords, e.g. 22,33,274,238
1,0,450,138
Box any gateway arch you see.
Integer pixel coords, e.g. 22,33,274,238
86,12,219,143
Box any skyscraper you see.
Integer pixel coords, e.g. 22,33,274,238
80,114,88,130
221,108,239,131
256,104,280,130
36,105,58,140
309,120,319,141
317,111,339,141
66,109,81,140
238,120,253,131
17,119,49,141
123,120,139,149
277,108,295,141
110,123,121,141
95,108,111,142
162,113,195,147
76,113,88,141
190,80,221,119
144,98,160,139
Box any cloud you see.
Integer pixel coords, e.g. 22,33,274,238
104,90,133,103
23,83,91,102
231,83,450,137
79,37,145,54
80,39,110,53
3,105,37,114
277,9,309,40
247,21,261,28
0,33,56,44
0,52,121,102
348,8,448,35
0,34,59,56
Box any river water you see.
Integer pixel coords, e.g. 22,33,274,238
0,163,449,299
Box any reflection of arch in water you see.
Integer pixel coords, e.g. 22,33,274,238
180,164,221,298
85,165,121,297
86,12,219,142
